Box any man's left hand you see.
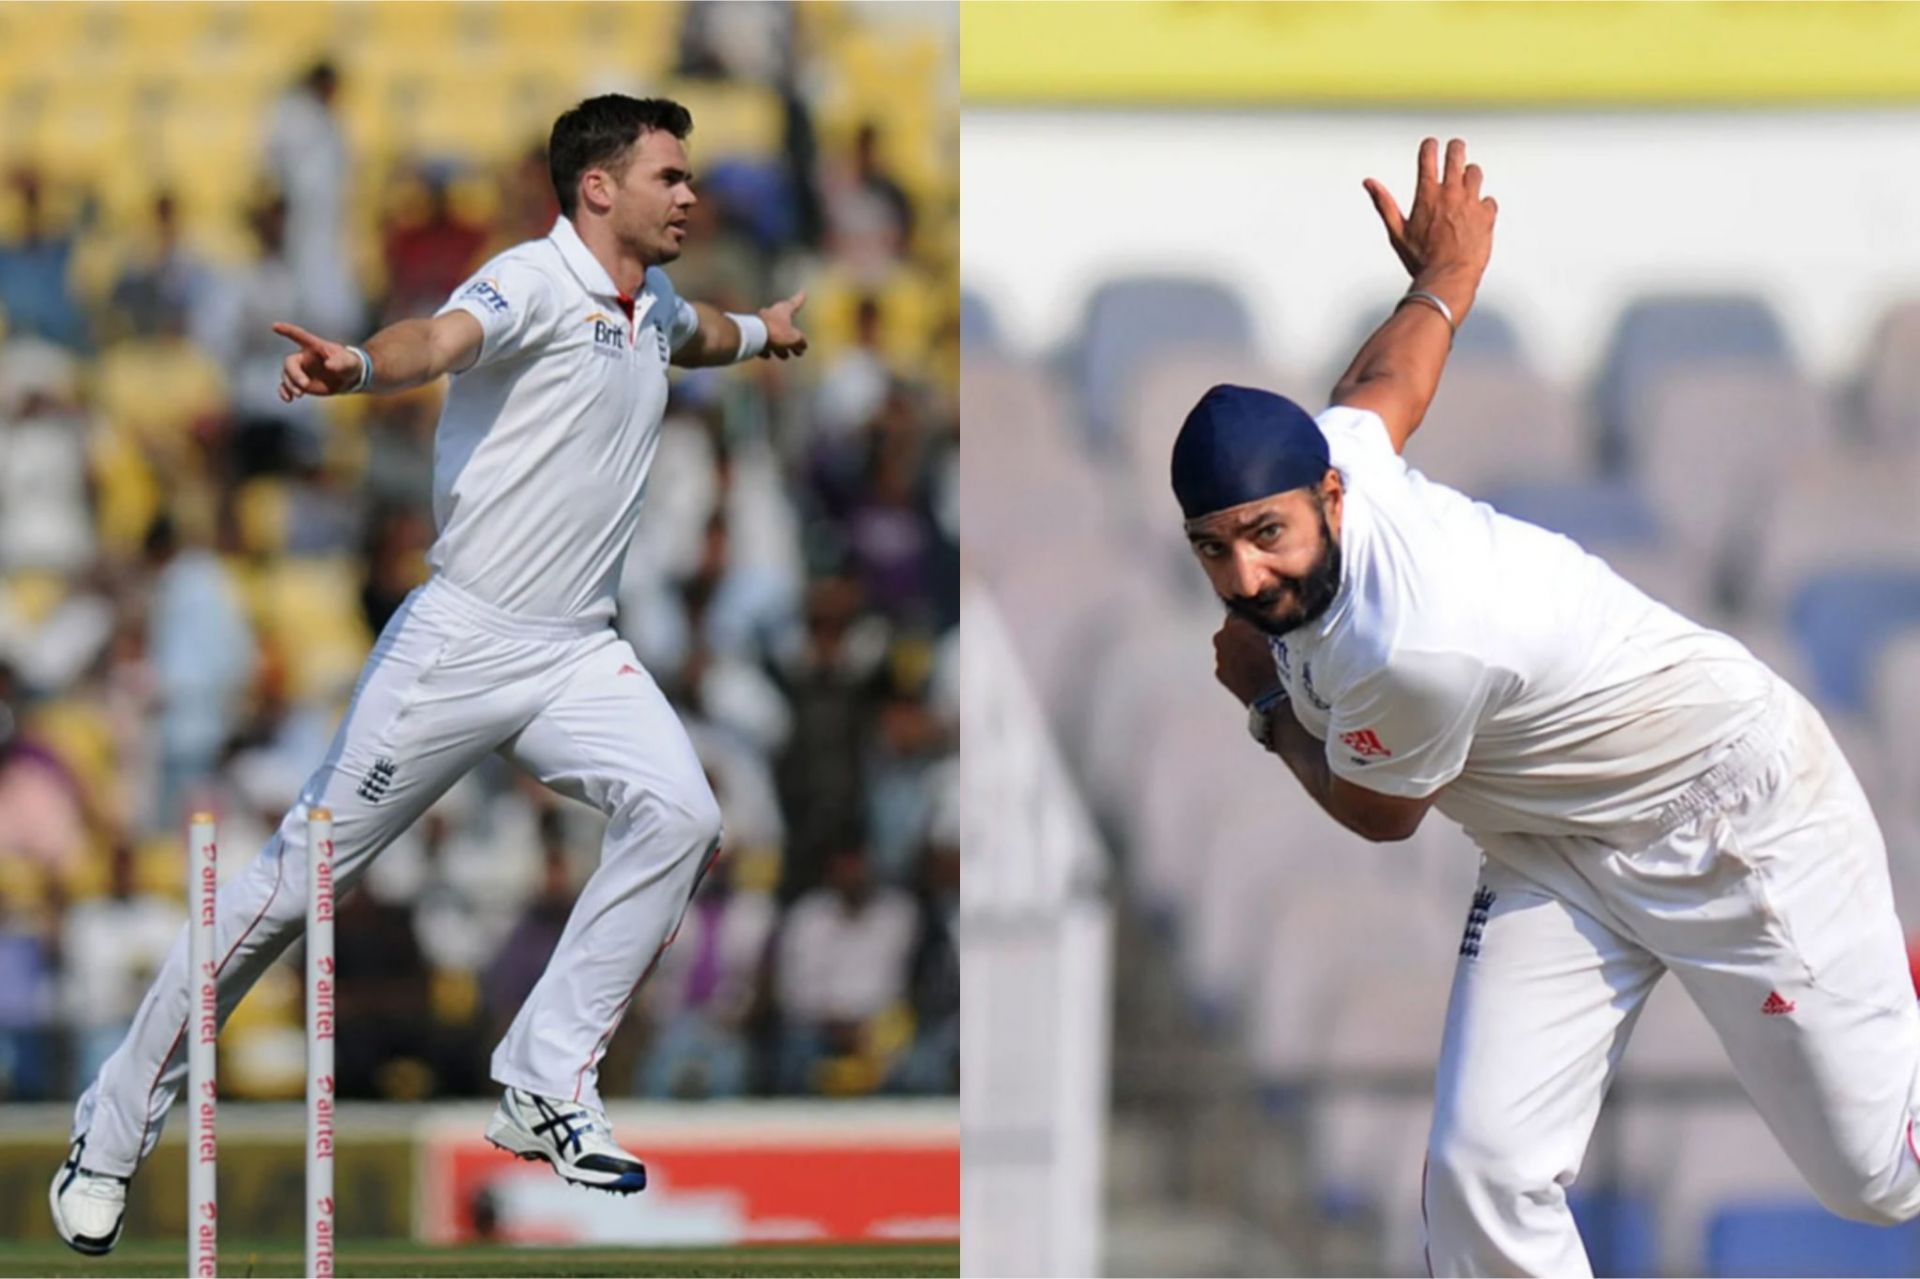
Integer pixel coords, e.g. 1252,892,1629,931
759,291,809,359
1214,614,1282,707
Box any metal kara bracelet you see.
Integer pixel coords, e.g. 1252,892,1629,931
1398,289,1457,334
345,345,374,393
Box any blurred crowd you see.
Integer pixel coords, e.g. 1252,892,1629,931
0,2,958,1105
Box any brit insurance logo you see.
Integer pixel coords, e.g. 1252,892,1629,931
584,310,627,359
461,277,510,314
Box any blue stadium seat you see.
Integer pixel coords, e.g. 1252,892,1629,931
1569,1187,1659,1278
1788,568,1920,713
1067,274,1256,449
1476,479,1661,550
959,288,1000,354
1594,294,1794,472
1706,1199,1920,1277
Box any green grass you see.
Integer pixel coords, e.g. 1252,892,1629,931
0,1240,958,1278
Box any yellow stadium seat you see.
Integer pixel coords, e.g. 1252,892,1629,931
89,429,165,559
234,479,292,558
248,557,373,703
91,337,229,465
656,79,783,161
24,696,119,855
136,836,186,902
806,263,942,374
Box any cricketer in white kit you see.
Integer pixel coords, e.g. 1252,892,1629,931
1185,139,1920,1277
53,95,810,1254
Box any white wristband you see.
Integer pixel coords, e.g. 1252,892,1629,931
345,345,374,393
728,312,768,362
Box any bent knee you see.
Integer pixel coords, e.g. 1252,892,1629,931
1426,1133,1567,1218
650,787,724,857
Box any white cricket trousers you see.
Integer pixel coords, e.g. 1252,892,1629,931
1424,679,1920,1276
73,576,722,1176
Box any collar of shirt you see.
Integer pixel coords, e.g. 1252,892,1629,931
547,215,645,320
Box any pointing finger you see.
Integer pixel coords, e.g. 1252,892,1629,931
272,322,326,353
786,290,807,314
1445,138,1467,185
1417,137,1439,192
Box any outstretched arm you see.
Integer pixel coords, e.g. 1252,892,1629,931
1331,137,1499,455
671,292,810,368
275,311,484,402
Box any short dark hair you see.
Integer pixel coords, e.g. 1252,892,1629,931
548,95,693,218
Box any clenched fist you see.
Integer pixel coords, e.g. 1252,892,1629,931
1214,614,1283,708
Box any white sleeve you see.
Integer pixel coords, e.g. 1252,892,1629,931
645,267,701,351
1315,404,1407,482
435,255,560,370
1325,648,1492,798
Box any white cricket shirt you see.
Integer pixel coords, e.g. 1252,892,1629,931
429,216,700,621
1271,406,1776,840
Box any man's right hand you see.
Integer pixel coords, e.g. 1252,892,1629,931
274,322,363,401
1214,614,1282,708
1361,137,1498,290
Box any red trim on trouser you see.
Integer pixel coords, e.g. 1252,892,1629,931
132,847,287,1162
1908,1116,1920,1169
1421,1153,1434,1277
570,840,724,1103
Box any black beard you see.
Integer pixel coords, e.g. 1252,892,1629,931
1223,524,1343,637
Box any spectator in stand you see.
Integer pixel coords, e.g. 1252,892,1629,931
61,842,177,1087
846,389,946,627
492,143,560,253
332,865,442,1098
866,652,954,882
262,60,361,336
773,845,917,1093
823,122,914,276
638,853,776,1098
0,663,91,888
198,191,325,475
776,577,883,901
813,296,891,443
359,504,433,638
143,515,256,831
893,837,958,1094
0,876,58,1101
106,191,215,349
0,338,93,579
380,168,488,324
482,808,576,1045
0,168,89,351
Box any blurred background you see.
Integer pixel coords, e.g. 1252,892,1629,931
962,3,1920,1277
0,0,956,1253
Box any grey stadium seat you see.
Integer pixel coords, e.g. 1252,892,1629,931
1407,364,1593,495
1856,299,1920,452
1065,274,1257,449
1594,293,1795,472
1638,367,1834,614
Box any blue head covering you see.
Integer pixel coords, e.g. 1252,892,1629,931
1170,385,1329,520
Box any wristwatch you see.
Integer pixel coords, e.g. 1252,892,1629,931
1247,686,1288,748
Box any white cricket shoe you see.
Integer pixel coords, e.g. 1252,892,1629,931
484,1087,648,1194
50,1138,128,1256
